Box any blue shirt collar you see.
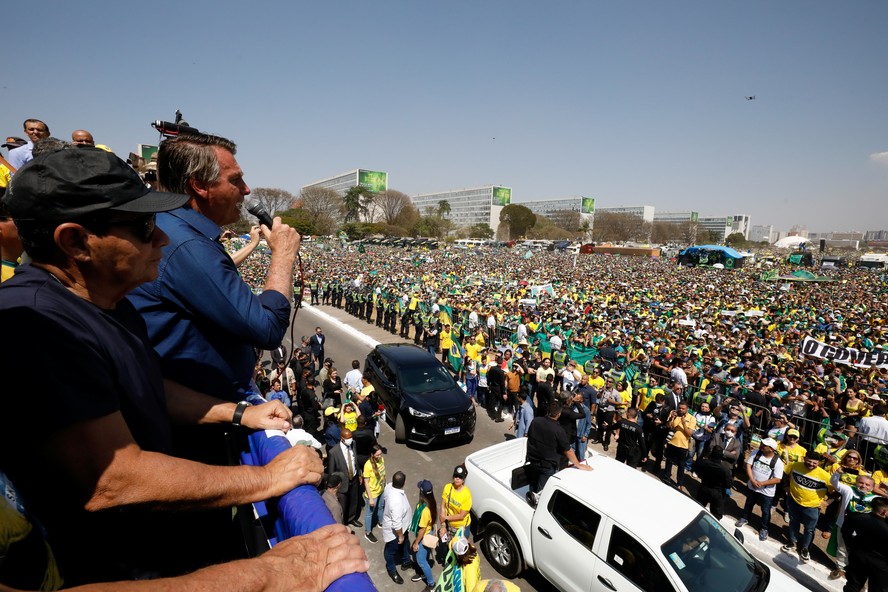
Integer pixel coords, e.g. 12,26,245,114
163,206,222,241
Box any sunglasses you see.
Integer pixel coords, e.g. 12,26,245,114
85,213,157,243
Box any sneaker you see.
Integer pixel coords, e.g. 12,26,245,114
829,568,844,580
411,574,425,582
758,529,768,541
364,532,378,544
400,563,413,572
735,518,748,528
781,543,796,553
799,548,810,564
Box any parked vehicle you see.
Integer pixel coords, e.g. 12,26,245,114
465,439,806,591
365,344,475,445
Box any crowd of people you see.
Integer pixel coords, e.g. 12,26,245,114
240,237,888,590
3,116,888,590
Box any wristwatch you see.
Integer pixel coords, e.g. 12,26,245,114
232,401,252,426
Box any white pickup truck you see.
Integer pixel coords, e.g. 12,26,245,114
465,438,807,592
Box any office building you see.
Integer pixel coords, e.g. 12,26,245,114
411,185,512,230
697,216,733,242
515,196,595,231
302,168,388,198
749,225,776,243
595,205,655,223
730,215,751,240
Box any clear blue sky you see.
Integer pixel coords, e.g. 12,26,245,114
4,1,886,232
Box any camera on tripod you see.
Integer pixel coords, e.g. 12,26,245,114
151,110,200,138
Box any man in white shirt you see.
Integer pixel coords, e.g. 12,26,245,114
857,402,888,445
283,415,323,451
6,119,50,170
736,438,784,542
344,360,364,397
381,471,413,584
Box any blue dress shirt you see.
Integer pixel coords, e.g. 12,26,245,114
128,207,291,401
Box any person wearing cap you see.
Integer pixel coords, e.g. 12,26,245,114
0,147,341,584
449,534,481,592
782,450,834,564
381,470,413,584
409,479,439,591
128,132,300,405
439,464,473,543
5,118,50,170
317,356,334,385
736,437,784,542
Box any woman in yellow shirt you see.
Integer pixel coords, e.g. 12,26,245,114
410,479,439,589
362,445,386,541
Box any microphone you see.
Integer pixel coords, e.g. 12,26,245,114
246,200,274,228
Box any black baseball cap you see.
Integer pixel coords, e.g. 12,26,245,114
3,147,188,222
2,136,27,149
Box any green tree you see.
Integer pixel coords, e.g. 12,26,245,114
248,187,297,217
437,199,451,218
725,232,747,248
499,204,536,239
340,222,374,240
466,223,494,239
412,215,446,238
342,186,376,223
278,208,316,236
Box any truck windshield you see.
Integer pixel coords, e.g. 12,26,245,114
400,365,458,394
661,513,766,592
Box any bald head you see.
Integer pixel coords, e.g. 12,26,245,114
71,130,95,146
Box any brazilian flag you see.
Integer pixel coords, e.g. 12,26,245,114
448,341,464,374
434,527,466,592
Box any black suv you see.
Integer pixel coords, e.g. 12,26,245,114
365,344,475,445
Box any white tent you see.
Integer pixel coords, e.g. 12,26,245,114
774,235,810,249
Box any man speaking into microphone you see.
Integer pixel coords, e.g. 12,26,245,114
128,132,301,567
130,132,299,405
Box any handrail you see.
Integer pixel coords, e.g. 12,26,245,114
246,431,377,592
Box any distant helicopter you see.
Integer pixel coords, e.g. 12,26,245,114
745,95,756,100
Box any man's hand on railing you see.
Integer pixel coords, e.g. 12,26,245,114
242,400,293,432
264,445,325,497
254,524,369,591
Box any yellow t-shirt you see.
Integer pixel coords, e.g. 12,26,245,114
1,261,16,283
588,375,605,391
872,469,887,487
341,410,358,432
440,329,453,350
813,443,848,469
0,164,10,189
787,462,833,507
465,342,481,362
777,442,807,466
442,483,472,528
667,414,697,450
829,463,870,486
362,458,386,499
637,386,664,412
417,504,432,533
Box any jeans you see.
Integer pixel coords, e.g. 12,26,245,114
384,534,411,573
466,376,478,398
787,497,820,550
741,490,774,531
364,494,384,534
414,539,435,586
685,439,708,472
663,444,688,486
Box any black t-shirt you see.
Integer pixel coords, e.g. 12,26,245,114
612,418,645,450
526,416,570,466
0,265,173,584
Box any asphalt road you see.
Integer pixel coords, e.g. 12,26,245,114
282,301,839,592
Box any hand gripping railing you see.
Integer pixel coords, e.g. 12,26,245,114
246,431,377,592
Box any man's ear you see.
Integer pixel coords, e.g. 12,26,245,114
55,223,92,262
188,177,210,200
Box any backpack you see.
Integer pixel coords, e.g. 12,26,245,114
752,450,778,478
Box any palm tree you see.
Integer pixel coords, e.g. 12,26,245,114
342,186,376,223
437,199,451,218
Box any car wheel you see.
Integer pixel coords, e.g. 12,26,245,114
482,520,523,578
395,413,407,444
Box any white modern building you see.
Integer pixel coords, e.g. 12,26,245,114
697,216,733,242
653,211,698,224
411,185,511,230
595,205,655,223
515,196,595,230
301,168,388,197
749,225,777,243
730,215,751,240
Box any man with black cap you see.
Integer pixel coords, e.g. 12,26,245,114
0,147,353,585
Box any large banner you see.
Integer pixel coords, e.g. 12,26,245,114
492,186,512,206
800,336,888,369
358,169,387,193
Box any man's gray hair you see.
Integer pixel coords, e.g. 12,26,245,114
156,133,237,194
291,415,304,429
483,580,509,592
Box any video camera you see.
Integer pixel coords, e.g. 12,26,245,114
151,109,200,138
